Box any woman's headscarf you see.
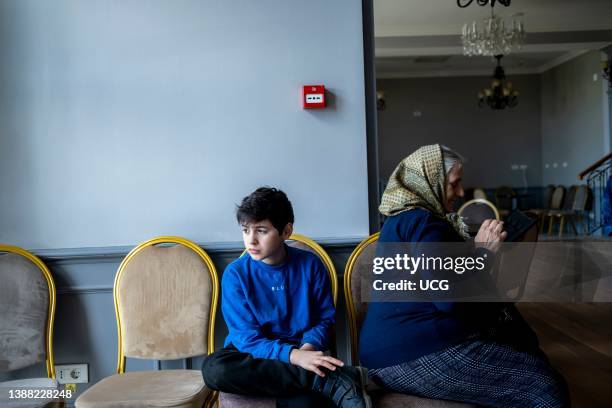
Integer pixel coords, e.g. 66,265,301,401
379,144,469,239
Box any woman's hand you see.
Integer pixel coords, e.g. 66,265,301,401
289,349,344,377
474,219,507,252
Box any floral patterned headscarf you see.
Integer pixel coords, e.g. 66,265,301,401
379,144,469,239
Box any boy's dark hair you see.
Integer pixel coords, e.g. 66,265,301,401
236,187,295,234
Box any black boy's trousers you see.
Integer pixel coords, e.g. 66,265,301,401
201,345,333,407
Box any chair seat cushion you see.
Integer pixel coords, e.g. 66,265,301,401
218,392,274,408
218,389,476,408
0,377,59,408
76,370,209,408
371,391,476,408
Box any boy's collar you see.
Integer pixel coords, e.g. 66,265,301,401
257,243,291,268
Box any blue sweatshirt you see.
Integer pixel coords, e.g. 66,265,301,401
222,245,335,363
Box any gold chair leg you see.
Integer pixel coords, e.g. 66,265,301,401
548,216,554,235
558,216,565,238
569,217,578,235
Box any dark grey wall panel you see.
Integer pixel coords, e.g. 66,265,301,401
376,75,543,189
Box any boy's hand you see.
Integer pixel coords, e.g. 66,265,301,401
289,349,344,377
299,343,316,351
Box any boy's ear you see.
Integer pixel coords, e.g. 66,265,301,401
281,223,293,240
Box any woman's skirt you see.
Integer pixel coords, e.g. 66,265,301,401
369,339,570,408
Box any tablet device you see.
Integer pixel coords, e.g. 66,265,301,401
504,211,538,242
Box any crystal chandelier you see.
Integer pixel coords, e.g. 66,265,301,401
461,5,525,57
478,55,519,110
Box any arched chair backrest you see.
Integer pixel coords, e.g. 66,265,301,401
474,188,488,200
550,186,565,210
458,199,500,235
343,233,379,365
542,185,555,208
562,185,578,210
114,236,219,373
572,185,590,211
0,245,56,378
494,186,516,210
473,188,487,200
285,234,338,305
239,233,338,305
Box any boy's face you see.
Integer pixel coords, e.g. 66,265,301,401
242,219,293,265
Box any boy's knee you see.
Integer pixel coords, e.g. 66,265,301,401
201,354,226,390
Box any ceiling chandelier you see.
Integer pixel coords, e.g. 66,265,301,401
478,55,519,110
460,1,526,57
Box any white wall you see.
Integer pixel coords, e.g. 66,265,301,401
541,50,607,185
0,0,369,249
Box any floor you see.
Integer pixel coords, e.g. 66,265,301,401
518,302,612,408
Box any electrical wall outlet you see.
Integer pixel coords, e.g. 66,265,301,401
55,364,89,384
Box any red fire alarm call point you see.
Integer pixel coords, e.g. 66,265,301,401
302,85,326,109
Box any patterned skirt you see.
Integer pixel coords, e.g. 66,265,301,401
369,339,570,408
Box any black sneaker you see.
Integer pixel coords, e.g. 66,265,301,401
311,366,372,408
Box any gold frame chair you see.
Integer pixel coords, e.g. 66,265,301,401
458,198,500,221
114,236,219,374
0,244,56,379
547,185,590,237
473,188,487,200
343,232,379,365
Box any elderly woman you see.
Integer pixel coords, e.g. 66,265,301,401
359,145,569,407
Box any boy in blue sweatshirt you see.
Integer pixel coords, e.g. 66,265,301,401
202,187,370,408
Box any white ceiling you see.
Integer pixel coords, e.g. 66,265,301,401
374,0,612,77
375,0,612,37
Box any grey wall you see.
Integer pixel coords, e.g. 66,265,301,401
541,50,608,185
0,0,369,249
376,75,543,189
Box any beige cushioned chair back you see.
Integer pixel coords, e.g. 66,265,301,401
572,185,589,211
550,186,565,209
561,185,577,210
458,200,499,223
458,199,499,235
473,188,487,200
0,253,48,371
117,244,212,360
542,185,555,208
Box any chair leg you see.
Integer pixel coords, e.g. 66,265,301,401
569,216,578,235
558,216,565,238
548,216,554,235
